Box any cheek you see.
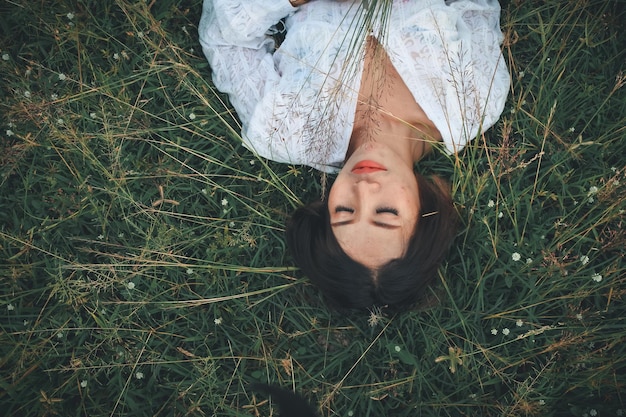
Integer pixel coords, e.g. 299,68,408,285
327,184,343,211
328,178,348,202
395,185,420,215
327,183,339,205
395,182,419,201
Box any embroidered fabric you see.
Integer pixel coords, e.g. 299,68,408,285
199,0,509,173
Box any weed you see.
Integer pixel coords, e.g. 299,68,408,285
0,0,624,416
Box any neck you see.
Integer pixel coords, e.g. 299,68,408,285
347,35,442,166
347,114,438,166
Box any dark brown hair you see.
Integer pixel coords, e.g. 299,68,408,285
286,173,458,311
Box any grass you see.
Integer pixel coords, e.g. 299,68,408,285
0,0,624,416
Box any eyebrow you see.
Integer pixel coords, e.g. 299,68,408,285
330,219,401,230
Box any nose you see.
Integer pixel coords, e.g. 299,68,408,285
354,178,380,192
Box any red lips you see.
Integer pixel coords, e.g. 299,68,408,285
351,160,387,174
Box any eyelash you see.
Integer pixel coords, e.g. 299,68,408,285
376,207,398,215
335,206,398,215
335,206,354,213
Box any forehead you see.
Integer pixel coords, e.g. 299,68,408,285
333,220,414,269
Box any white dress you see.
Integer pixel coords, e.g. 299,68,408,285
199,0,509,173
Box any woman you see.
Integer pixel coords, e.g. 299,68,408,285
199,0,509,310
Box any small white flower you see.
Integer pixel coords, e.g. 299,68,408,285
591,273,602,283
487,200,495,208
512,252,521,262
498,211,504,218
97,234,104,240
613,179,620,186
58,73,66,81
502,328,510,336
587,186,599,196
539,399,545,406
491,328,498,335
186,268,194,275
135,371,144,379
188,113,196,120
57,118,65,125
126,282,135,290
580,255,590,265
24,91,31,98
51,93,58,100
221,198,228,206
229,221,235,227
201,188,208,195
7,304,15,311
5,129,13,137
568,127,575,132
57,332,64,339
113,53,120,60
589,409,597,416
249,160,255,165
118,233,124,238
67,12,75,20
90,112,97,118
348,411,354,417
80,380,88,388
516,319,523,327
214,317,222,325
518,71,525,78
611,166,617,172
2,53,9,61
367,309,382,327
394,345,401,352
137,31,144,38
24,320,29,326
576,313,583,320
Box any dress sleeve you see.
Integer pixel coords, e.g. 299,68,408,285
444,0,509,153
395,0,509,154
198,0,297,127
198,0,352,172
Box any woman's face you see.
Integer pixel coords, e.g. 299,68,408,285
328,142,420,269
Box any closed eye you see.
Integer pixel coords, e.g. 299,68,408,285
335,205,354,213
376,207,398,215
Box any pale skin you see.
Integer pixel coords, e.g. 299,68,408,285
329,36,443,269
288,0,444,268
